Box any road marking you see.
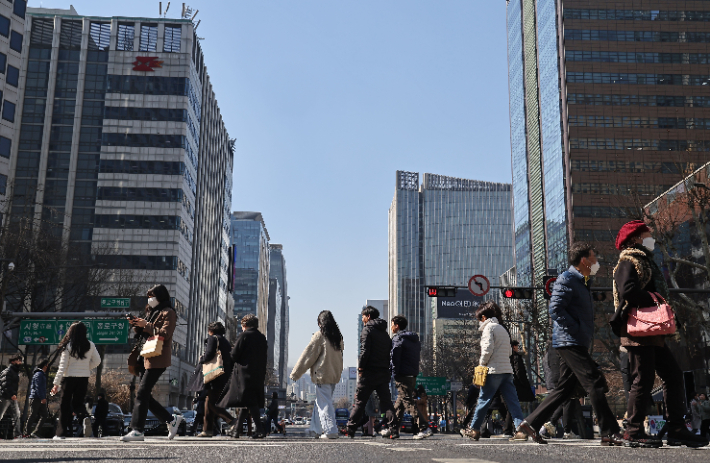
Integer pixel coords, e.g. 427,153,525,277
0,447,129,452
433,460,499,463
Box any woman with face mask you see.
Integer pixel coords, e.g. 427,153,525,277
121,284,183,442
611,220,708,449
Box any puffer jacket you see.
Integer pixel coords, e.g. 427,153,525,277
478,317,513,374
390,331,421,377
291,331,343,385
53,341,101,386
29,367,47,400
549,266,594,349
0,364,20,399
359,318,392,372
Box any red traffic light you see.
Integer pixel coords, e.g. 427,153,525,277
504,289,514,298
428,287,438,297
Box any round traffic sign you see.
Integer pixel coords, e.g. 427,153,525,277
468,275,490,297
545,277,557,297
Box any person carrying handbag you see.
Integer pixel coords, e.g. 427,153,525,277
611,220,708,449
121,284,183,442
197,322,236,437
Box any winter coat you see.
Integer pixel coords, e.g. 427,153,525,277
29,367,47,400
267,397,279,418
290,331,343,385
54,342,101,386
94,397,109,421
691,400,703,429
0,364,20,399
134,302,177,369
358,318,392,385
199,334,234,386
699,400,710,421
217,327,268,409
612,246,667,347
390,331,421,377
478,317,513,374
510,352,535,402
549,266,594,349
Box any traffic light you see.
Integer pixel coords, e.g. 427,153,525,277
501,288,533,299
426,286,457,297
592,292,607,302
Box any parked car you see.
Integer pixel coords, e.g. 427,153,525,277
143,407,187,436
181,410,196,433
399,413,413,434
91,402,125,437
123,413,132,434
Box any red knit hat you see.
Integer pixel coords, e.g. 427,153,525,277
615,220,651,250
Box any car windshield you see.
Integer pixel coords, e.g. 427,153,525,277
182,411,195,418
109,404,122,414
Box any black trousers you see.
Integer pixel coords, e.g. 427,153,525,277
237,405,264,436
700,419,710,440
393,375,428,433
347,376,395,431
626,344,685,436
130,368,173,432
265,414,283,433
203,376,233,433
549,398,580,433
58,377,89,437
92,416,107,437
25,398,48,435
525,345,619,437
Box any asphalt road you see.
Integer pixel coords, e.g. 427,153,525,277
1,433,708,463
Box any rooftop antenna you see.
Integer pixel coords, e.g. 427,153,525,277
191,9,199,20
182,3,185,18
194,19,201,31
164,2,170,17
159,1,162,16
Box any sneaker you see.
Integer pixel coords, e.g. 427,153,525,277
462,428,480,441
167,415,184,440
666,427,709,448
544,422,556,438
29,433,39,439
53,435,65,440
389,431,400,439
563,431,579,439
419,428,433,439
120,430,144,442
320,433,339,439
379,428,392,438
83,417,92,437
539,426,549,438
459,428,466,438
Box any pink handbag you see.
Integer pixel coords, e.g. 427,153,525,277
627,292,676,337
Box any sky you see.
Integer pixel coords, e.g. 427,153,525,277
31,1,513,367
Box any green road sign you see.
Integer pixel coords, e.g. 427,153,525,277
416,374,450,396
20,319,129,345
100,297,131,309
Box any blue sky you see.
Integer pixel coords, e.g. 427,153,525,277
32,1,512,367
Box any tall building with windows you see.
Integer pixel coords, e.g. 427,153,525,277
269,243,289,394
388,171,513,344
230,212,270,331
5,7,233,407
506,0,710,351
0,0,26,212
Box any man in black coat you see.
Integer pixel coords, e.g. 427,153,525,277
346,306,395,437
218,314,268,438
388,315,430,439
0,355,23,438
92,393,109,438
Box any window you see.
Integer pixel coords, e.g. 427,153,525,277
0,15,9,38
59,20,82,50
2,101,15,122
163,25,181,52
88,22,110,51
0,136,10,158
6,65,18,86
0,174,7,195
139,24,158,52
116,24,135,51
10,31,23,53
30,19,54,48
13,0,26,19
0,52,5,74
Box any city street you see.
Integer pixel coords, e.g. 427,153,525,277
1,434,709,463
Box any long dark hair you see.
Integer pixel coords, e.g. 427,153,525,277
318,310,343,351
145,284,172,314
59,322,91,359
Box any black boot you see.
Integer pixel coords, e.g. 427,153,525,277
667,427,709,448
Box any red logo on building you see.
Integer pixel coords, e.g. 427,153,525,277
133,56,163,71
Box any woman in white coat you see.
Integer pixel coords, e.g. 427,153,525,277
51,322,101,439
463,301,525,441
291,311,344,439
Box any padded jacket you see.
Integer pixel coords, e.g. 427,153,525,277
53,341,101,386
291,331,344,385
358,318,392,384
390,331,421,377
549,266,594,349
29,367,47,400
478,317,513,374
0,364,20,399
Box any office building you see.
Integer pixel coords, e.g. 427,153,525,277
269,243,289,394
0,0,26,212
388,171,513,344
230,212,270,331
506,0,710,289
6,7,233,408
358,299,388,357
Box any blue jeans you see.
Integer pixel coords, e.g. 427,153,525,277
469,373,524,431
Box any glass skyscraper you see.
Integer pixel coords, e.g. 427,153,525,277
388,171,513,344
268,243,289,394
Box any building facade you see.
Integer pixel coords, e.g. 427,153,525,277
5,7,233,407
269,243,289,394
388,171,513,344
230,211,270,331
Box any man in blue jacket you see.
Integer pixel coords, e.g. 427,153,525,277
387,315,431,440
25,360,49,438
516,242,622,446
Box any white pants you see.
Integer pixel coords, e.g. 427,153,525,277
309,384,337,435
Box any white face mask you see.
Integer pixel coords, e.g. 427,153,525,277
590,261,600,276
642,237,655,252
148,297,159,308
